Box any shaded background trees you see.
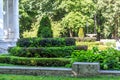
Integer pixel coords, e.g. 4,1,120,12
19,0,120,40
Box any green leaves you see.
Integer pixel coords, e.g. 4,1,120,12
96,0,120,38
19,0,120,38
37,15,53,38
71,48,120,70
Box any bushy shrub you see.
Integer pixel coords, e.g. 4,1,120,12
9,46,87,58
0,56,10,63
83,37,96,42
75,45,88,51
71,47,120,70
76,42,101,50
37,15,53,38
16,38,33,47
65,37,76,46
38,38,65,47
9,46,74,58
78,28,84,38
75,37,96,42
17,37,76,47
0,56,70,67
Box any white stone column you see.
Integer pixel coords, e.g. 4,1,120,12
8,0,14,40
13,0,19,40
3,0,9,39
0,0,4,39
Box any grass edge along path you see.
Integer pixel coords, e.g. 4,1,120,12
0,74,119,80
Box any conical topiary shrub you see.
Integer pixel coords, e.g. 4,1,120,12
37,15,53,38
78,27,84,38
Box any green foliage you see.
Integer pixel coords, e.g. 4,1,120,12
19,0,39,38
37,15,53,38
75,45,88,51
0,56,70,67
95,0,120,38
75,37,96,42
9,45,88,58
61,11,93,37
83,37,97,42
105,41,116,47
60,0,95,37
71,48,120,70
9,46,76,58
76,42,100,49
19,0,120,39
17,37,76,47
78,28,84,38
65,38,76,46
0,56,10,63
0,74,120,80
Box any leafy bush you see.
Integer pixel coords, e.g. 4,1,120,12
83,37,96,42
65,37,76,46
0,56,70,67
37,15,53,38
76,42,101,50
17,37,76,47
105,41,116,47
75,45,88,51
0,56,10,63
9,46,74,58
9,46,87,58
76,42,100,46
78,28,84,38
75,37,96,42
71,47,120,70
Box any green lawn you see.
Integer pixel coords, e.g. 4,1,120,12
0,74,119,80
0,63,15,66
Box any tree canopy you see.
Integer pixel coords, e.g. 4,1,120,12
19,0,120,39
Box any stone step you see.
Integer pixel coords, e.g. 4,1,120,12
0,66,73,76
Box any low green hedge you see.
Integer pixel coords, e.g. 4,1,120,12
17,37,76,47
75,37,96,42
9,46,87,58
9,46,74,58
0,56,11,63
0,56,70,67
71,47,120,70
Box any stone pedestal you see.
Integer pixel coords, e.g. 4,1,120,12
72,62,100,77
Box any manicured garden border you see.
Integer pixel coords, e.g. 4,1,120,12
0,62,119,77
0,56,70,67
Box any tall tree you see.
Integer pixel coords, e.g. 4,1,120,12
37,15,53,38
19,0,61,38
60,0,95,37
96,0,120,39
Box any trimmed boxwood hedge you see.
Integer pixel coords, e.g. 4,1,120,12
75,37,96,42
8,46,88,58
0,56,70,67
17,37,76,47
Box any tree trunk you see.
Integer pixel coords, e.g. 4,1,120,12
96,32,100,41
114,18,119,39
69,28,73,37
94,14,97,34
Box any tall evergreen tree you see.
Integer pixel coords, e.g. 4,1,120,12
37,15,53,38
